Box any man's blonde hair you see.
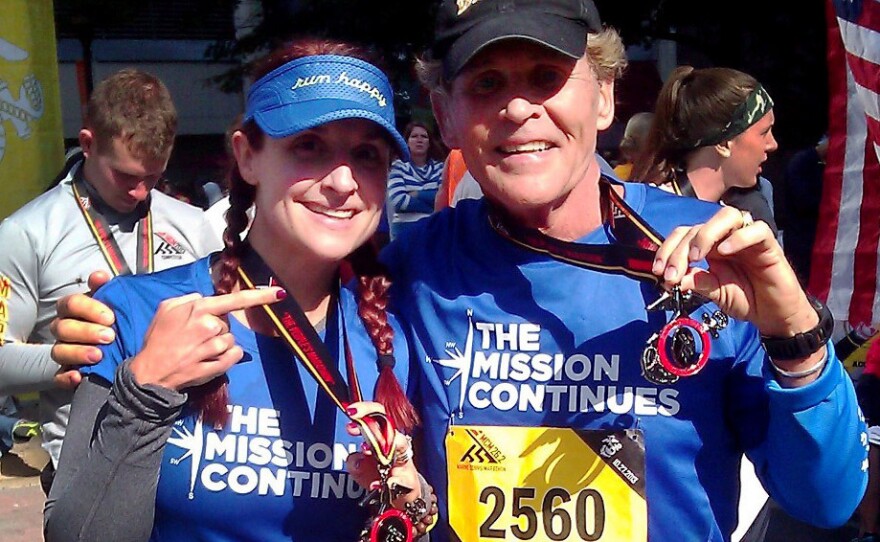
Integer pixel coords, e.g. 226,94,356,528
416,27,628,93
84,68,177,162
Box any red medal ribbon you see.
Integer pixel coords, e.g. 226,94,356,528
487,176,663,284
237,243,396,466
488,176,719,380
72,170,153,276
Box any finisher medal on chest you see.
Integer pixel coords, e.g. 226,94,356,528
641,287,728,385
488,177,730,387
237,247,413,542
367,507,412,542
357,413,413,542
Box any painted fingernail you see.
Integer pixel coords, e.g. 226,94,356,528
276,289,287,300
346,407,358,416
98,329,114,344
347,422,358,431
361,441,370,452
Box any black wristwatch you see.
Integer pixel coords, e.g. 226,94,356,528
760,296,834,361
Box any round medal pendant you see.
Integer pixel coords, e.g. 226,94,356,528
369,509,413,542
640,342,680,385
657,317,710,377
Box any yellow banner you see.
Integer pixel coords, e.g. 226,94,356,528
0,0,64,220
446,425,647,541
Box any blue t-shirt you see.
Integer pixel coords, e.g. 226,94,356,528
82,257,411,541
383,180,867,542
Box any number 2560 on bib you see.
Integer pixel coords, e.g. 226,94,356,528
446,426,646,541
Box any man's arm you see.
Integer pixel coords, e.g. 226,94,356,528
723,326,864,530
659,205,868,526
752,342,867,527
0,219,58,394
0,344,59,394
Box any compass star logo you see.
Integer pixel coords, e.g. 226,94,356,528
428,309,476,417
167,417,205,500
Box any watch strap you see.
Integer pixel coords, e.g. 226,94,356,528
760,296,834,361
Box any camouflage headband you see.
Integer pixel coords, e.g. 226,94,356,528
682,84,774,150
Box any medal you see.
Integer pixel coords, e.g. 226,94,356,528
368,509,412,542
489,177,732,385
639,339,679,385
357,412,413,542
642,286,728,383
237,246,414,542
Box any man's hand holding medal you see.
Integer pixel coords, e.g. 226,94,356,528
652,206,830,387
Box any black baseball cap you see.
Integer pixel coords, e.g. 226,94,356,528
432,0,603,80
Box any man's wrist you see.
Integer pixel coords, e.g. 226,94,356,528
760,296,833,361
768,349,827,379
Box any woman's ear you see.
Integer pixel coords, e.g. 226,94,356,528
231,131,259,187
715,142,732,158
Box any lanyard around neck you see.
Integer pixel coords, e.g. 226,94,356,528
488,176,722,383
488,176,664,285
236,244,395,466
668,172,697,199
71,169,153,276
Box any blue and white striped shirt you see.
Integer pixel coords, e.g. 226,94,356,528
386,158,443,227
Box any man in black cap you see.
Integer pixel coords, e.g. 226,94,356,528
385,1,865,540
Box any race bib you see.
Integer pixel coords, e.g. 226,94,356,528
446,425,646,541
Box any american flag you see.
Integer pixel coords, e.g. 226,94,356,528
810,0,880,332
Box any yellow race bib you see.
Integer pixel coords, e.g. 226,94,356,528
446,425,646,541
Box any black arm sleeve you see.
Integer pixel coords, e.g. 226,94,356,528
44,360,187,542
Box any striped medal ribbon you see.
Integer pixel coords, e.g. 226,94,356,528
236,244,410,541
72,172,153,276
488,176,727,384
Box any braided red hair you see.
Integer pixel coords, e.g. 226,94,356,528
348,244,419,433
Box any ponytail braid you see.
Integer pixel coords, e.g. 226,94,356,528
348,244,419,433
187,122,259,428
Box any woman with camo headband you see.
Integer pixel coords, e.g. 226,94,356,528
633,65,781,542
633,66,779,233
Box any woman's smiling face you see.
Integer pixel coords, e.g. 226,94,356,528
236,118,392,263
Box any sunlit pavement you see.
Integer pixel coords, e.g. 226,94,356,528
0,434,48,542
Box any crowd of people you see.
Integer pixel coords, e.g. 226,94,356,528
0,1,871,541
